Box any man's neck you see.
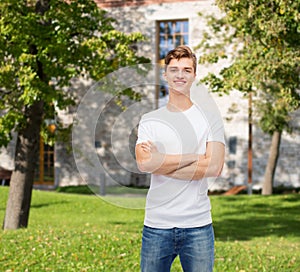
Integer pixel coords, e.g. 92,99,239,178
167,93,193,112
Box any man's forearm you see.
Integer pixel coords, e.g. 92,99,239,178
136,141,200,174
165,142,225,180
136,141,224,179
165,158,220,180
139,152,198,175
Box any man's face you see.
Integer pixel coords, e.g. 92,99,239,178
164,58,196,95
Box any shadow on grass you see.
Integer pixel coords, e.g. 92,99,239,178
213,194,300,241
30,201,70,209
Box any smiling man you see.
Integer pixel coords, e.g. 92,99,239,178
135,45,225,272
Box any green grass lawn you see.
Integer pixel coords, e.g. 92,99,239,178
0,187,299,271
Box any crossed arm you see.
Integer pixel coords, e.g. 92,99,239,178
135,141,225,181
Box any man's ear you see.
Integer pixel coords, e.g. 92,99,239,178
192,71,197,81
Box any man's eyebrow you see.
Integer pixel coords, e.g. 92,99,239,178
168,66,193,69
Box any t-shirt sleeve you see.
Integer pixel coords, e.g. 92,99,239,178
206,111,225,145
136,116,152,145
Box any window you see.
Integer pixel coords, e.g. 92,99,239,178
34,137,55,185
156,20,189,107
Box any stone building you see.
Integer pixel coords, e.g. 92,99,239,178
1,0,299,192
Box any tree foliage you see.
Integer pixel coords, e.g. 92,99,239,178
0,0,148,146
0,0,148,229
197,0,300,134
196,0,300,194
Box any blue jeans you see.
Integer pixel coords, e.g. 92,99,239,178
141,224,214,272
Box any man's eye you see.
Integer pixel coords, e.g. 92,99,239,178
170,69,178,72
185,69,192,73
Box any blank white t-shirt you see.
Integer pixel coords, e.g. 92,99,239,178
136,104,225,229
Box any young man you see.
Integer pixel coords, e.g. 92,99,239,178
135,45,225,272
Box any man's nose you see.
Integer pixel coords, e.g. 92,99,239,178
176,70,184,77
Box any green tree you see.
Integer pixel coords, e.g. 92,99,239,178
196,0,300,194
0,0,148,230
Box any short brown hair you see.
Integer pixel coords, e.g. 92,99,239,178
164,45,197,72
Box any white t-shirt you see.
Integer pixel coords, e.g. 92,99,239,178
136,104,225,229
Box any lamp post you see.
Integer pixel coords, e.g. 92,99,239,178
248,92,253,195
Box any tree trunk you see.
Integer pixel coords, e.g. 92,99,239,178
262,131,281,195
3,101,44,229
2,0,50,230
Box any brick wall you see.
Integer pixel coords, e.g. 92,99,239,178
95,0,200,8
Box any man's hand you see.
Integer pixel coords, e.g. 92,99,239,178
140,141,158,154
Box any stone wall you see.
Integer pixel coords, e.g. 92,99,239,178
56,0,300,190
62,1,300,190
1,0,299,191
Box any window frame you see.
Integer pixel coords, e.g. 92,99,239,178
155,19,189,108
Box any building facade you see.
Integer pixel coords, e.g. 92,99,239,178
1,0,299,192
